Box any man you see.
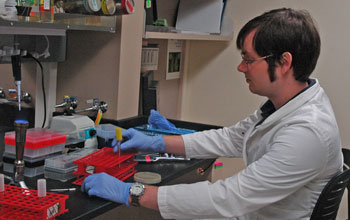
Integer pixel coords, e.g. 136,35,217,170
82,8,343,219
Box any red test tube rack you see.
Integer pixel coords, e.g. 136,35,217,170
0,184,69,220
72,147,137,185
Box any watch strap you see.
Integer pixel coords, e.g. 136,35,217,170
131,194,140,206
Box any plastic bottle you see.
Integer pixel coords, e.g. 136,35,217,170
37,179,46,197
0,174,4,192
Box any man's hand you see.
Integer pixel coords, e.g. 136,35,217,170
112,128,165,153
81,172,133,205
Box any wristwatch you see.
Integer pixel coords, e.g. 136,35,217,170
129,182,145,206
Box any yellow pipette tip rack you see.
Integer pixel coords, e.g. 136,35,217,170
116,128,122,141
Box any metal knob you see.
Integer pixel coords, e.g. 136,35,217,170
75,99,108,113
0,88,5,98
99,101,108,113
55,96,78,115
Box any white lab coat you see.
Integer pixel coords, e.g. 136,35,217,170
158,79,343,220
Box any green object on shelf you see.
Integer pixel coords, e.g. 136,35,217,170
153,19,168,27
214,165,223,170
146,0,151,8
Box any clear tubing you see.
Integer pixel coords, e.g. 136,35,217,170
37,179,46,197
0,174,4,192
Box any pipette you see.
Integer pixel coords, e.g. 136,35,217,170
11,54,22,111
14,119,28,186
116,128,122,167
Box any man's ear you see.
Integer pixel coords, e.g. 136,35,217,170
280,52,293,72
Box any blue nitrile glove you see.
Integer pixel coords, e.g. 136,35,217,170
148,109,178,132
81,172,133,205
112,128,165,153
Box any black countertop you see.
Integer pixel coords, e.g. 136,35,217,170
2,158,214,220
1,115,221,219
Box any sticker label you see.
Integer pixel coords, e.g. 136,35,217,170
86,165,96,174
47,203,60,219
44,0,50,10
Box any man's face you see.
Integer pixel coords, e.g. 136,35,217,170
237,30,276,97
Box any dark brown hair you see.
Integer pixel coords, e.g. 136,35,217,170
237,8,320,82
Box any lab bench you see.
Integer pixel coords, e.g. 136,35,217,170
0,116,221,219
1,158,214,219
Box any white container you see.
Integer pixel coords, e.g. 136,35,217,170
37,179,46,197
45,154,80,171
45,148,96,171
4,163,45,177
0,174,4,192
5,143,65,158
3,152,62,164
4,128,67,158
44,169,76,182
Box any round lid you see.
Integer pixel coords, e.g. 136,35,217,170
84,0,92,13
134,172,162,185
87,0,101,12
102,0,116,15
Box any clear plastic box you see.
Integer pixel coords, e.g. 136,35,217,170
3,162,44,177
4,128,66,158
45,154,80,172
5,143,65,158
3,152,62,164
45,148,96,173
44,169,76,182
70,148,97,157
95,124,119,140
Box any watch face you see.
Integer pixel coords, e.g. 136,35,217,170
133,186,143,194
131,183,144,196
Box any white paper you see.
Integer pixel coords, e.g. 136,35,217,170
166,40,182,80
176,0,223,34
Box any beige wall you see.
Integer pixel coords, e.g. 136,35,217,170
178,1,349,218
0,0,144,121
57,0,144,120
1,63,37,109
180,0,350,147
1,1,348,141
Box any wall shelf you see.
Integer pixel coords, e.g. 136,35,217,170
0,13,117,36
144,31,232,41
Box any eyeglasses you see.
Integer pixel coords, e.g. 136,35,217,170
241,54,273,65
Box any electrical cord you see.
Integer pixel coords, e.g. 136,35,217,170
30,36,50,59
26,52,47,128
